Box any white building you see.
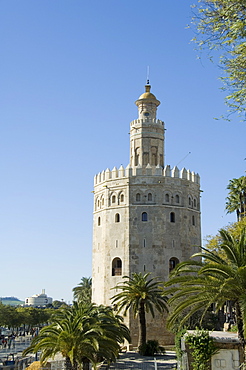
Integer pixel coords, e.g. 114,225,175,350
25,289,52,307
92,83,201,346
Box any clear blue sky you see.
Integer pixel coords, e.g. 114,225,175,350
0,1,245,302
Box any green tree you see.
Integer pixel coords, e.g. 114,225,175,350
23,302,130,370
191,0,246,118
165,227,246,355
52,300,69,308
73,277,92,305
205,217,246,255
111,272,168,349
226,176,246,220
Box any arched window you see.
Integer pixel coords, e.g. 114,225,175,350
97,199,100,207
151,146,157,166
194,198,197,208
112,195,116,204
169,257,179,272
192,215,195,226
98,217,101,226
188,196,192,206
170,212,175,223
148,193,152,201
175,194,180,203
102,198,104,206
112,258,122,276
120,194,124,202
135,147,140,166
165,193,170,202
136,193,141,201
143,152,149,165
115,213,120,223
142,212,148,221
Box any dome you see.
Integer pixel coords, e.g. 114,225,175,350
135,84,160,106
138,91,157,100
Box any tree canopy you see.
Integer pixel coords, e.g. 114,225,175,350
23,302,130,370
165,227,246,354
111,272,168,349
226,176,246,220
73,277,92,305
191,0,246,118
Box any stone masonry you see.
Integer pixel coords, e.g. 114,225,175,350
92,83,201,346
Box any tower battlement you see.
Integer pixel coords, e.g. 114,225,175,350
94,164,200,186
130,118,164,126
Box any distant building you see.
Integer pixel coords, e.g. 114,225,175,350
25,289,52,307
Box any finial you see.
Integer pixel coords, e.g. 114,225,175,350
146,66,150,85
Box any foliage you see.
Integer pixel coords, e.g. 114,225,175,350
191,0,246,118
175,328,187,362
226,176,246,220
111,272,168,347
23,302,130,370
185,329,218,370
205,217,246,256
138,339,165,356
165,227,246,352
0,304,51,331
73,277,92,305
52,300,69,308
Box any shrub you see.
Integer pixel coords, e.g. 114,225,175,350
138,340,165,356
185,329,218,370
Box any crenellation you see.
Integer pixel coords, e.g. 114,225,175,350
105,168,111,180
135,165,143,176
146,163,152,176
180,167,187,179
125,164,132,177
163,165,171,177
111,166,118,179
118,165,125,177
130,118,164,127
154,164,162,176
172,166,179,178
94,164,200,186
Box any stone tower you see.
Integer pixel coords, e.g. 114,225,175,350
92,83,201,346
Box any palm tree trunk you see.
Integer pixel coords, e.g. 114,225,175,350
65,357,78,370
235,302,246,361
82,358,90,370
138,301,146,347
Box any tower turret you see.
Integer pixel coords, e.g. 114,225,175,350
135,83,160,120
130,83,165,168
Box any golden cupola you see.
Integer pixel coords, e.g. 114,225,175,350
135,83,160,120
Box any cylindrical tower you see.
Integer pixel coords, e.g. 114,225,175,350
92,83,201,346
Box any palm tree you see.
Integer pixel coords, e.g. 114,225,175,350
226,176,246,221
165,228,246,354
111,272,168,348
23,302,130,370
88,305,131,368
73,277,92,305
